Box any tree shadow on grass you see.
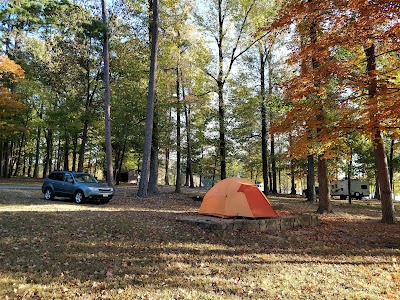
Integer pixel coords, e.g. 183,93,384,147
0,192,399,299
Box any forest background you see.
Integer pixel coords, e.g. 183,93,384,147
0,0,399,222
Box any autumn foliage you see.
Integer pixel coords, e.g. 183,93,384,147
267,0,399,222
0,54,25,83
270,0,400,156
0,55,26,136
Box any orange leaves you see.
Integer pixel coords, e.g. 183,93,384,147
392,272,400,288
267,0,400,161
384,23,400,41
0,55,25,84
0,55,26,136
0,91,24,117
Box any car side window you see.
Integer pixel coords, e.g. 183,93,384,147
55,173,64,181
65,174,73,183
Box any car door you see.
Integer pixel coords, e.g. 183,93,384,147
52,173,65,196
62,173,75,197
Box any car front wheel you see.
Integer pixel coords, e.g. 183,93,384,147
44,188,54,200
74,191,85,204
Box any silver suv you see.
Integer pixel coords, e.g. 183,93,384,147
42,171,114,204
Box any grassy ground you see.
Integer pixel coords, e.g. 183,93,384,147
0,177,44,186
0,183,399,299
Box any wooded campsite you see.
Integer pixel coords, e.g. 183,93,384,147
0,0,400,298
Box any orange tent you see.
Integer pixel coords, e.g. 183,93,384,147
199,177,278,218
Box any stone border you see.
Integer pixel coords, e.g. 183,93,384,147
175,214,319,232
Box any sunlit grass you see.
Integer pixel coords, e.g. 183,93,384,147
0,186,399,299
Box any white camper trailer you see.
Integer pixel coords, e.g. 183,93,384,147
331,180,370,200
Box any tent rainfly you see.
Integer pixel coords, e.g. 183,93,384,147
199,177,278,218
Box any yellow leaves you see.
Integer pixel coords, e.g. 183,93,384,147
0,90,24,108
359,265,373,279
0,56,26,135
0,55,25,83
0,90,25,131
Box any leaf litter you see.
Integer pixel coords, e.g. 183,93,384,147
0,187,399,299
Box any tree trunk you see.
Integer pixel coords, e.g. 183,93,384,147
164,108,172,185
4,142,12,178
317,156,332,213
7,142,13,178
165,108,172,185
315,112,331,213
148,107,159,195
64,133,69,171
114,147,122,181
72,134,78,171
86,151,92,172
199,148,204,188
184,166,189,186
184,103,194,188
290,159,296,195
266,48,278,194
34,102,43,178
374,175,380,199
56,136,61,171
373,130,396,222
165,148,170,185
365,43,396,223
389,139,394,191
278,168,281,193
22,152,26,176
347,148,352,204
271,134,277,193
78,46,99,172
116,139,127,185
175,66,182,193
13,133,25,176
306,155,316,202
303,2,317,203
212,155,217,186
260,48,269,194
28,155,32,177
217,1,226,180
138,0,158,197
43,129,52,177
33,127,41,178
102,0,114,187
288,135,296,195
308,6,331,211
218,83,226,180
78,120,88,172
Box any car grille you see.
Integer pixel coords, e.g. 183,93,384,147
99,188,112,192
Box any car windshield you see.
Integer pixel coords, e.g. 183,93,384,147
74,173,98,183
